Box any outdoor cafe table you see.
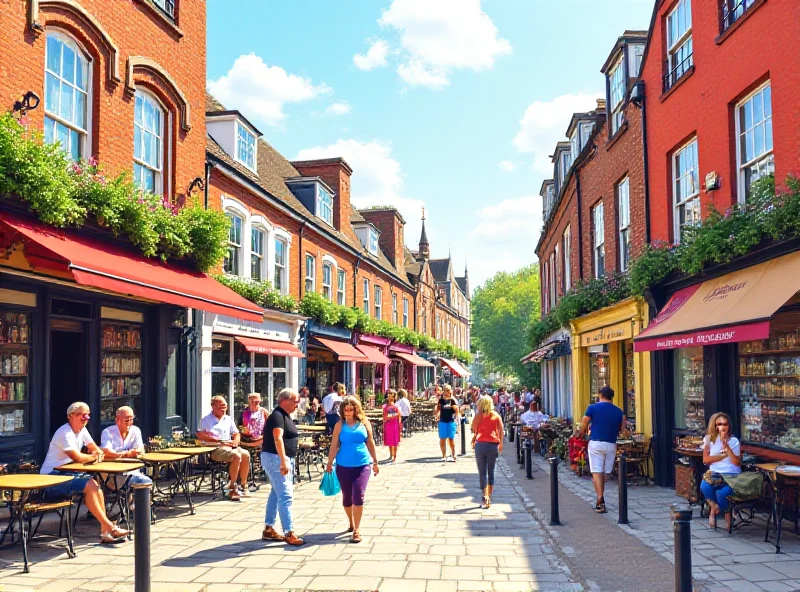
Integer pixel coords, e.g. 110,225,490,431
0,474,75,573
57,461,145,538
120,452,196,518
159,446,225,499
757,462,800,553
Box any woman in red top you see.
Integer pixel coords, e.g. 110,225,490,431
471,395,504,509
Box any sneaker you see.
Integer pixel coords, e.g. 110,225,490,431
441,457,447,462
262,526,284,541
284,531,305,546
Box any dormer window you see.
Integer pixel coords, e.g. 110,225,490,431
317,184,334,226
609,56,626,135
560,152,572,182
570,131,580,161
236,122,256,170
368,228,379,255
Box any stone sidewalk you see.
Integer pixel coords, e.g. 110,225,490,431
0,431,582,592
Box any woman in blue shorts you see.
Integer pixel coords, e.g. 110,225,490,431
436,384,460,462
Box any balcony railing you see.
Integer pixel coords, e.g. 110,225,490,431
721,0,756,33
152,0,175,21
662,53,693,93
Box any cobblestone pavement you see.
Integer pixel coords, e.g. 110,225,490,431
524,451,800,592
0,431,582,592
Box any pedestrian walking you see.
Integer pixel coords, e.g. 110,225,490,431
326,396,380,543
700,412,741,531
383,389,402,464
576,386,625,513
261,388,305,546
436,384,460,462
396,388,412,437
322,382,345,435
471,395,504,509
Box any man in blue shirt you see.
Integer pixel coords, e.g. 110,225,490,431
577,386,625,514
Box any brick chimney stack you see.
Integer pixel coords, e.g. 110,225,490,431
358,208,406,273
291,157,354,239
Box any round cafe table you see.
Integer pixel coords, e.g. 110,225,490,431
122,453,197,518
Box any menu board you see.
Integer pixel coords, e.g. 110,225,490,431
100,322,142,423
0,311,31,436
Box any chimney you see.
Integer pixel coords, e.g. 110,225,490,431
358,208,406,273
596,98,607,112
290,157,354,237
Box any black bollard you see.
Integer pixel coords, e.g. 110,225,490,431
549,456,561,526
460,417,467,456
134,485,152,592
671,504,693,592
509,424,515,443
525,439,533,480
618,453,629,525
516,429,522,466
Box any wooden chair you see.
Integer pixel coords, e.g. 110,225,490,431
625,439,654,485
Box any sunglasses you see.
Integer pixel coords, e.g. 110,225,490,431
74,412,90,419
715,422,728,427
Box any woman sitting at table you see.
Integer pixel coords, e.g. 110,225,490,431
240,393,269,445
41,402,129,543
700,412,742,530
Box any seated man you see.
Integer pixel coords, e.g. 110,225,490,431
100,406,153,489
197,396,250,501
520,401,549,429
41,402,129,544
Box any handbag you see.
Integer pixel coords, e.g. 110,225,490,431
320,466,341,497
702,470,724,487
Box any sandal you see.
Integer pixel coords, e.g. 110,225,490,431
481,496,488,509
347,525,354,533
110,526,129,539
486,498,491,509
228,489,241,502
708,513,717,529
351,530,362,543
100,532,126,544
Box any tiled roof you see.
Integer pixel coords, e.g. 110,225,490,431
428,258,451,283
455,277,468,294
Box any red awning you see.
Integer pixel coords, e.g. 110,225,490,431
440,357,471,377
393,352,435,367
355,345,391,365
0,212,263,323
310,337,366,362
235,336,304,358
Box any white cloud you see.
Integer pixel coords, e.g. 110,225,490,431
512,92,601,175
353,39,390,71
499,160,515,172
378,0,511,88
207,54,330,126
294,139,426,245
325,102,351,116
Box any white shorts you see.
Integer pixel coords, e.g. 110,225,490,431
587,441,617,474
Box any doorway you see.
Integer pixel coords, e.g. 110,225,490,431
49,320,87,437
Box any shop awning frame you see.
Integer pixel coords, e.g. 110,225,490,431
522,342,557,364
440,357,471,377
309,337,366,362
393,352,435,367
235,336,304,358
355,344,391,365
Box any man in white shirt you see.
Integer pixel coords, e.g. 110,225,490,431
41,401,129,543
520,401,549,429
322,382,345,434
523,388,534,405
100,406,152,488
197,396,250,501
396,389,412,435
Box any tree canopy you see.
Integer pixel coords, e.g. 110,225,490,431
471,264,541,385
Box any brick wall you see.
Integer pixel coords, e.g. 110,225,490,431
641,0,800,243
291,159,356,242
358,208,405,274
0,0,206,204
537,179,579,315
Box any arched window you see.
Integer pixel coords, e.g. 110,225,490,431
44,31,90,160
224,212,243,276
133,90,165,194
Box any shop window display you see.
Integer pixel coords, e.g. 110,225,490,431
623,341,636,429
0,311,31,436
100,322,142,424
589,348,609,403
674,346,704,431
739,313,800,450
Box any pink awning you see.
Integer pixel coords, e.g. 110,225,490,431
440,358,471,377
393,352,435,367
355,345,391,365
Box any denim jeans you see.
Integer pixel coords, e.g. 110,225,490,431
700,479,735,513
261,452,294,532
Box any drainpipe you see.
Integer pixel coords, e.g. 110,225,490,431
203,161,212,210
353,258,361,307
640,86,652,244
576,169,584,280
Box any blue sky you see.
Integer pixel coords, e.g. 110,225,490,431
207,0,654,290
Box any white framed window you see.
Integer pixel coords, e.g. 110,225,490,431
609,56,626,134
392,293,398,324
368,228,379,255
665,0,693,91
374,285,383,320
152,0,176,20
673,138,700,242
554,244,560,303
133,91,164,194
305,254,316,293
403,298,409,328
617,178,631,272
549,252,556,306
44,32,90,161
630,44,645,78
542,261,549,313
337,269,346,305
560,152,572,181
363,278,370,315
592,202,605,279
317,185,334,226
322,262,333,301
580,122,594,149
235,121,256,171
722,0,756,32
570,131,580,162
274,237,287,293
250,227,265,281
562,225,571,292
224,213,243,276
737,82,774,203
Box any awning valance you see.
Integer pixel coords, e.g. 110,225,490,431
235,336,304,358
634,251,800,352
440,357,471,377
0,212,263,323
393,352,435,367
355,345,391,365
309,337,366,361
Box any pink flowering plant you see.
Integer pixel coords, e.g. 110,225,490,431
0,112,228,272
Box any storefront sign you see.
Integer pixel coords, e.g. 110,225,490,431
634,320,770,352
213,315,289,341
580,321,632,347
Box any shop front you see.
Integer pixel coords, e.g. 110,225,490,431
201,311,305,422
0,212,263,463
391,347,435,396
303,323,364,398
354,333,391,401
535,328,572,420
570,297,651,437
636,248,800,487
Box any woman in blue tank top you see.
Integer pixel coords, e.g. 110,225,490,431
326,395,379,543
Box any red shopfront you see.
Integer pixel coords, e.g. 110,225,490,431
355,333,391,399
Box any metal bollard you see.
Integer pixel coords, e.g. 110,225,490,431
549,456,561,526
509,423,515,443
618,453,629,525
461,417,467,456
516,428,522,466
525,439,533,480
134,485,152,592
671,504,693,592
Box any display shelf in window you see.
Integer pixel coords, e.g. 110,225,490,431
0,311,31,437
100,322,142,424
675,347,704,432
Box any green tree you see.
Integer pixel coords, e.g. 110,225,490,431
471,264,541,385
